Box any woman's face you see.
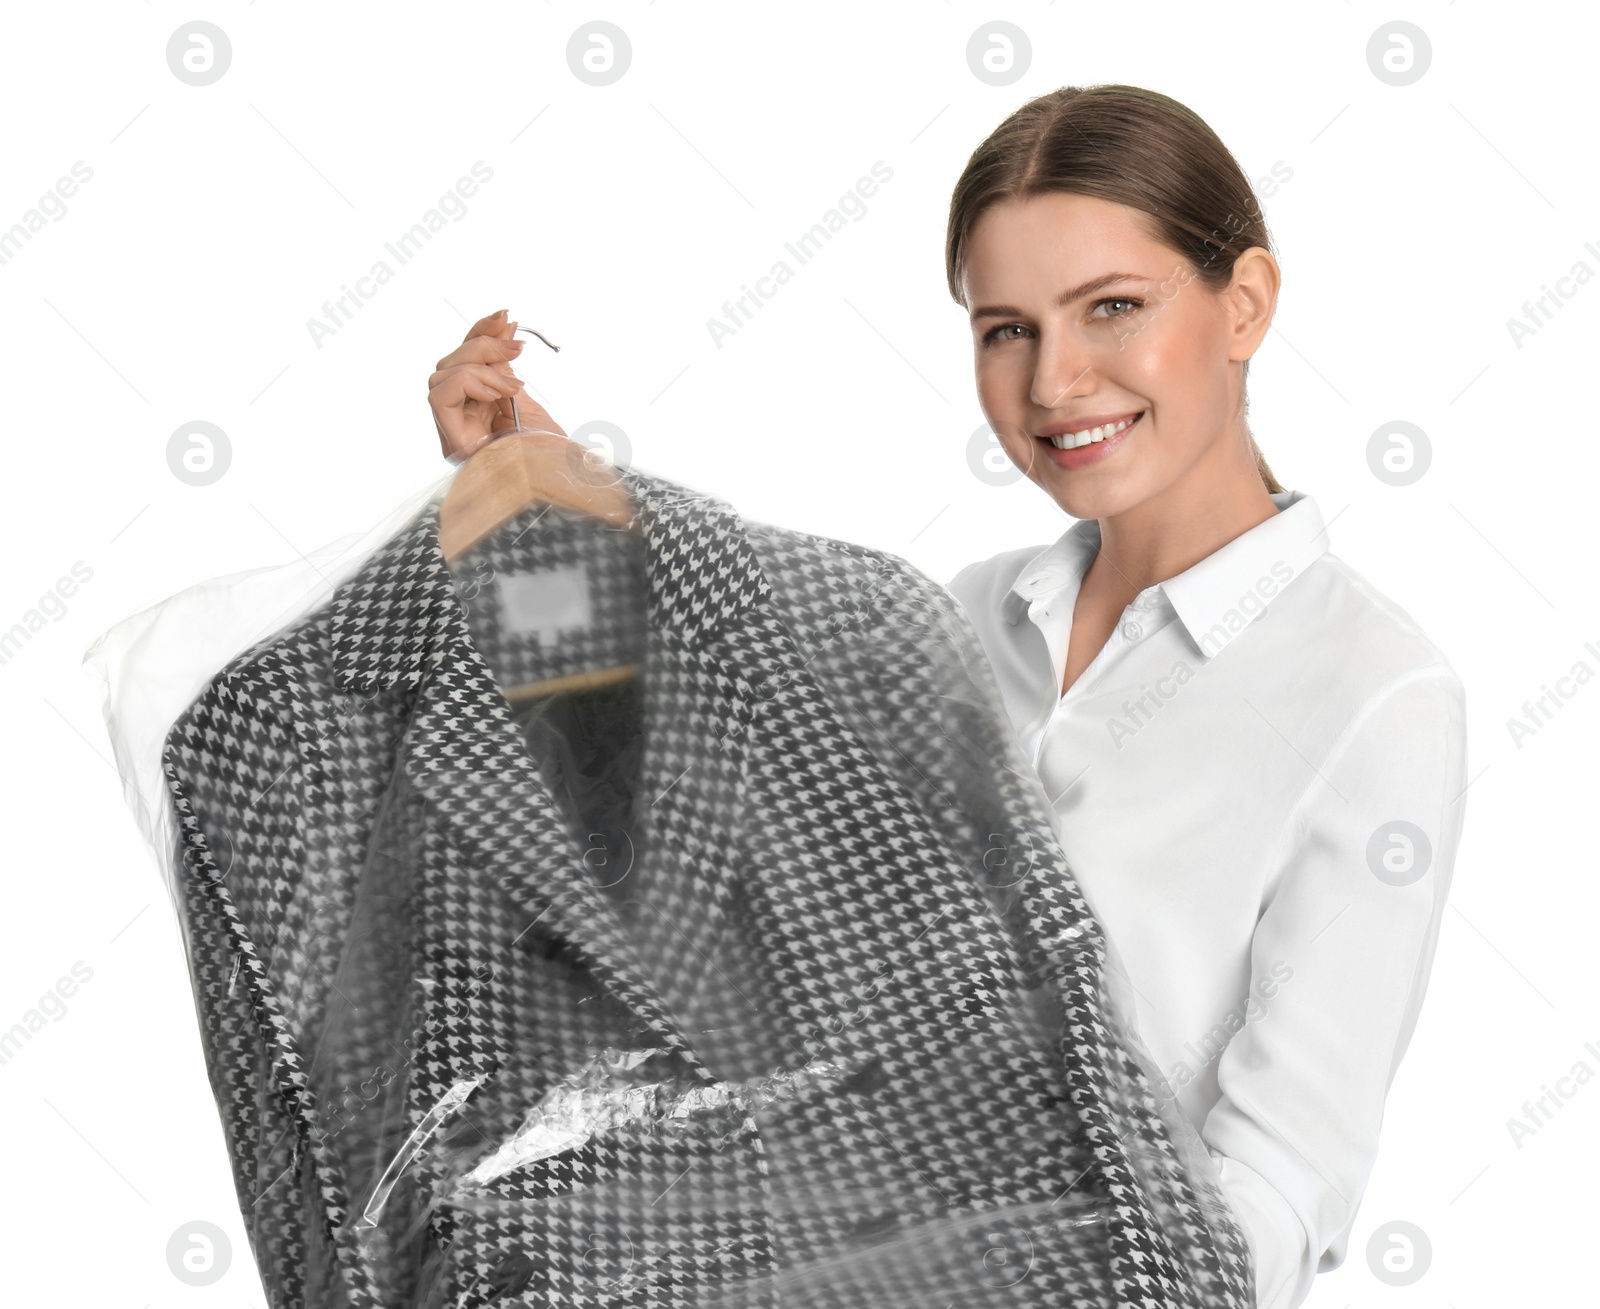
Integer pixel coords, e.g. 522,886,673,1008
962,191,1275,520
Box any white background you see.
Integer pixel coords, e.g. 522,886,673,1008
2,1,1595,1305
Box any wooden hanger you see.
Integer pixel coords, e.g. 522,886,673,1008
439,327,641,704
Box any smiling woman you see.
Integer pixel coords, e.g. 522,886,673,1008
947,85,1286,505
943,85,1469,1309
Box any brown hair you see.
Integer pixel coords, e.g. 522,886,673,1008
945,83,1285,494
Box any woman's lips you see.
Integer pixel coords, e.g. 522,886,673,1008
1036,412,1142,470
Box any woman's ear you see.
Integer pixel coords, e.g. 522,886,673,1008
1225,246,1281,363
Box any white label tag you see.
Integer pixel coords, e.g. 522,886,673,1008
498,564,591,645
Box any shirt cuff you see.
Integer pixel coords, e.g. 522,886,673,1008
1212,1150,1316,1309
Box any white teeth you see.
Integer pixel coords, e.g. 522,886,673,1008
1050,415,1138,449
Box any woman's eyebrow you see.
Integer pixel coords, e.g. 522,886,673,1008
970,271,1148,322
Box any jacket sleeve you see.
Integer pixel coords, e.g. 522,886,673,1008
161,669,360,1309
1199,662,1468,1308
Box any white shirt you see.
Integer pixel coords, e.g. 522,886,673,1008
945,489,1468,1309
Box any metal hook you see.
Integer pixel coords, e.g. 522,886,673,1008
516,327,560,352
510,327,559,434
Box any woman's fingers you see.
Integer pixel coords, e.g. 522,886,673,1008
462,308,506,341
435,329,524,374
428,361,526,400
431,309,565,462
429,362,528,459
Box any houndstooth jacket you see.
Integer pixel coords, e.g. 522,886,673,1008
160,459,1258,1309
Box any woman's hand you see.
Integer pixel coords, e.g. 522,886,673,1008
428,309,566,462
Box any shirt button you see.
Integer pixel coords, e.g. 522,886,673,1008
1121,620,1142,641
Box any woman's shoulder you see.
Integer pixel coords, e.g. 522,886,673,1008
1276,548,1466,713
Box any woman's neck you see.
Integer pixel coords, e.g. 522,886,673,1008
1091,451,1281,597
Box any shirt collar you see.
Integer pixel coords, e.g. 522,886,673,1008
1001,490,1329,661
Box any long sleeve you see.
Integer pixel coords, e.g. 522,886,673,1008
1199,661,1469,1308
162,670,369,1308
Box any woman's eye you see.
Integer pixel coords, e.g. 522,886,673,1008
1094,297,1141,318
981,323,1029,346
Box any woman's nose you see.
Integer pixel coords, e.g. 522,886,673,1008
1030,334,1098,410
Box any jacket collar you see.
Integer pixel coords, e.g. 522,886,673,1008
1001,489,1329,660
322,459,784,1083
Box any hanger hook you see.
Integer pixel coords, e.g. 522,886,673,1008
516,326,560,352
509,326,559,431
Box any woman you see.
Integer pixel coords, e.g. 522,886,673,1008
428,85,1468,1309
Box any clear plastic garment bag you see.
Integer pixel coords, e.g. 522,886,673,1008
85,456,1257,1309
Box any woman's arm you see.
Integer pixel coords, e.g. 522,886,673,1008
1199,662,1469,1308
